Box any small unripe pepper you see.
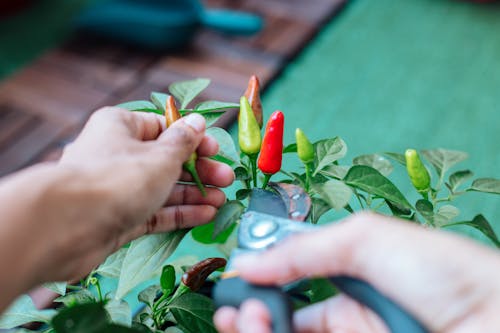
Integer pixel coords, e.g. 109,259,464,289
243,75,263,128
165,96,206,196
405,149,431,193
181,257,227,292
258,111,284,188
295,128,314,164
238,96,261,156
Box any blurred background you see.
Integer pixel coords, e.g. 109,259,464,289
0,0,499,239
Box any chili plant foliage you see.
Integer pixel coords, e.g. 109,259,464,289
1,77,499,332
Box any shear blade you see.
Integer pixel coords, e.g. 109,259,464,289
247,189,288,218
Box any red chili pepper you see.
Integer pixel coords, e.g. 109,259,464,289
258,111,284,187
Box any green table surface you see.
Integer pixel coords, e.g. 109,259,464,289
253,0,500,235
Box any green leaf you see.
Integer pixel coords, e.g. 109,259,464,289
283,143,297,154
51,303,109,333
313,137,347,176
115,230,188,299
169,293,217,333
98,324,152,333
435,205,460,226
314,179,352,211
0,295,56,329
43,282,67,296
353,154,393,177
448,170,473,193
105,299,131,327
96,247,127,278
318,164,350,179
117,100,160,114
421,149,468,179
150,92,169,112
415,199,434,225
236,189,252,200
234,166,250,181
383,152,406,166
201,111,225,127
191,222,236,245
308,278,337,303
165,327,185,333
468,178,500,194
444,215,500,248
344,166,412,210
194,101,238,112
55,289,96,307
385,199,412,218
137,285,161,308
169,78,211,109
160,265,176,295
310,198,331,224
213,200,245,239
206,127,239,165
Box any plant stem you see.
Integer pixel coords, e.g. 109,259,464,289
250,155,258,187
95,279,103,303
304,163,312,192
184,162,206,196
261,174,272,189
353,189,365,209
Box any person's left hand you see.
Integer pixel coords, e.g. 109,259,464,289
34,107,234,281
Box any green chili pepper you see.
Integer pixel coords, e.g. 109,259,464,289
243,75,263,128
258,111,284,188
238,96,261,155
165,96,206,196
295,128,314,164
405,149,431,193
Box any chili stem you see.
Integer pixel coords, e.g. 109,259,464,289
304,163,312,192
261,174,272,189
250,155,258,187
184,162,206,197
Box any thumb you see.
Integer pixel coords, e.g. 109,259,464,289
155,113,206,165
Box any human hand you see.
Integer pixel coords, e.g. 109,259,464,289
41,107,234,281
214,212,500,333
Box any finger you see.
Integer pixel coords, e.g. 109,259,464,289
144,204,217,234
88,107,165,141
236,299,272,333
197,135,219,157
165,184,226,207
180,158,235,187
234,212,500,331
214,307,239,333
154,113,206,169
294,295,389,333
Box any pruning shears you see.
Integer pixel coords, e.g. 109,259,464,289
213,184,429,333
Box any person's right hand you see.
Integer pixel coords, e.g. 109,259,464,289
214,212,500,333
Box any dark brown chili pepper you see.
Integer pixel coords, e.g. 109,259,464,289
181,257,227,292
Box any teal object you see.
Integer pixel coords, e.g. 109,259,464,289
74,0,263,49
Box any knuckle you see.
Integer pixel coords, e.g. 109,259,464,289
173,206,184,230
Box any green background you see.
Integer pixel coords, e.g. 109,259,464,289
1,0,498,234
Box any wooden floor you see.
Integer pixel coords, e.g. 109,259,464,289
0,0,345,176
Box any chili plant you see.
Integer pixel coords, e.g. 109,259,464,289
1,77,499,333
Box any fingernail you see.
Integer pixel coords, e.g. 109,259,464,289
183,113,205,132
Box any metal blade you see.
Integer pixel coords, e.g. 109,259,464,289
247,188,288,218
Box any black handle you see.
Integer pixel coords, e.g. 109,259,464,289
330,276,429,333
213,277,294,333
